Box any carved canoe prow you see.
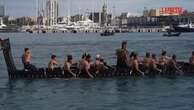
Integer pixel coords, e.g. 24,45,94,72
0,38,17,76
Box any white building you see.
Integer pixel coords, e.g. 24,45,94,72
46,0,59,26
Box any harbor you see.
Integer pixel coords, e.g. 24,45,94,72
0,0,194,34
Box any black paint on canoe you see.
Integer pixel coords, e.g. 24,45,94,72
0,38,194,79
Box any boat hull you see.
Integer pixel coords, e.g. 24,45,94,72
8,62,194,79
174,27,194,33
163,32,181,37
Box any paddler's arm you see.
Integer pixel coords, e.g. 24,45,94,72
135,61,144,76
124,51,130,66
154,63,162,73
85,65,94,78
173,62,183,74
64,63,76,77
155,67,162,73
68,69,76,78
53,60,58,66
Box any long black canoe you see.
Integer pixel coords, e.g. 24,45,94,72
0,38,194,79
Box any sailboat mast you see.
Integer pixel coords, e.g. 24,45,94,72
36,0,40,33
67,0,70,25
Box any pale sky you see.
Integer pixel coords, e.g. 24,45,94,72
1,0,194,17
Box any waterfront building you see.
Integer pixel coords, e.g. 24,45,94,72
89,12,101,23
144,7,183,17
71,14,85,22
89,12,112,26
46,0,59,26
101,1,108,27
143,7,149,17
118,6,193,28
0,5,5,26
159,7,183,16
0,5,5,17
149,9,160,17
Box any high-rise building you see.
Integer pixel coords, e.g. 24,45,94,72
46,0,59,26
0,5,5,17
101,0,108,26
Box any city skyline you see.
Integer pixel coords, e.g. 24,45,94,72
1,0,194,17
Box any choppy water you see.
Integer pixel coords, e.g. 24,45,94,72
0,32,194,110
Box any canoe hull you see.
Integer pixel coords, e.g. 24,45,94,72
8,62,194,79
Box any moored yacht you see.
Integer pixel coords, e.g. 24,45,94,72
0,18,20,33
173,22,194,32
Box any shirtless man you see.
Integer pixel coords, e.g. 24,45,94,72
143,52,152,73
189,51,194,65
158,51,169,73
94,55,108,74
79,54,94,78
159,51,169,65
131,53,144,76
116,41,130,68
48,55,58,70
129,52,135,67
167,55,182,74
22,48,36,71
94,54,102,74
79,53,87,70
64,55,76,78
149,54,161,73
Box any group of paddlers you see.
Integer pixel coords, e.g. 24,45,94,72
22,48,110,78
21,41,194,78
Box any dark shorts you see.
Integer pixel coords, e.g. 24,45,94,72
24,62,37,71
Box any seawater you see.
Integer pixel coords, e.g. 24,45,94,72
0,33,194,110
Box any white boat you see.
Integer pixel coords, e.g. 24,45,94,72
0,18,19,33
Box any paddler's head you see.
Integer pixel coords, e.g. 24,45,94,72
121,41,127,50
172,54,176,60
146,52,151,58
86,54,92,62
134,53,138,59
24,48,30,54
96,54,101,60
152,54,156,59
51,55,57,60
161,50,167,56
67,55,73,63
82,53,87,59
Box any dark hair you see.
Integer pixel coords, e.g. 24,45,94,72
146,52,151,58
24,48,29,52
51,55,56,59
172,54,176,60
82,53,87,59
86,54,91,59
152,54,156,58
162,50,167,56
121,41,127,49
133,53,138,59
67,55,73,62
99,58,104,63
192,51,194,56
130,52,135,58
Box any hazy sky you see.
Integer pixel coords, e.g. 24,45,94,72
1,0,194,17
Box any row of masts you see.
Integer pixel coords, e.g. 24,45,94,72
35,0,116,26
